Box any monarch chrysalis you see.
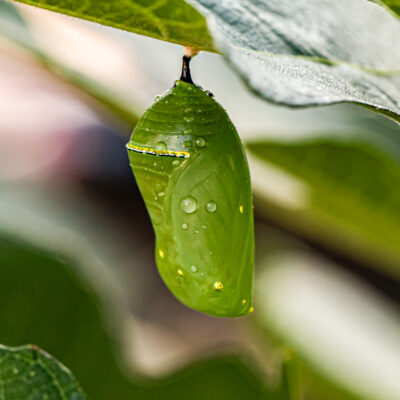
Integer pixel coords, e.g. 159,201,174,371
126,54,254,317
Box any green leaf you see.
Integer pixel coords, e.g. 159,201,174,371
188,0,400,122
247,137,400,278
372,0,400,17
0,344,88,400
10,0,215,51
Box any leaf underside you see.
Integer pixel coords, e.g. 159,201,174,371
187,0,400,122
11,0,215,51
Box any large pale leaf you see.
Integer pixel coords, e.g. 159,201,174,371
247,137,400,278
10,0,215,51
188,0,400,122
0,344,88,400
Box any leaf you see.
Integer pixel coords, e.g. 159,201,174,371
10,0,215,51
247,137,400,278
187,0,400,122
0,344,88,400
372,0,400,17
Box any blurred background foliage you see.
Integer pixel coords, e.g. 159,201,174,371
0,0,399,399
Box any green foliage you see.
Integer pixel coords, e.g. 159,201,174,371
11,0,215,51
248,137,400,277
9,0,400,120
0,344,88,400
373,0,400,17
0,233,270,399
127,80,254,317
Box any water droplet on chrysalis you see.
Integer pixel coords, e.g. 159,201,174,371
195,137,206,147
183,128,193,134
190,265,197,273
158,192,165,197
182,223,188,230
172,160,180,166
185,107,193,113
180,196,197,213
206,201,217,213
155,141,167,151
185,116,194,122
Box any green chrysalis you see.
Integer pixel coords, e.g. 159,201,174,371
126,55,254,317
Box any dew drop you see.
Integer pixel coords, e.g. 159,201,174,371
185,116,195,122
183,128,193,134
206,201,217,213
185,107,193,113
159,249,164,258
182,223,188,230
155,141,167,151
202,225,207,229
145,128,149,132
158,192,165,197
195,137,206,147
181,196,197,213
177,269,184,278
195,230,200,234
190,265,197,273
172,160,180,166
29,371,36,377
153,162,157,167
213,282,223,291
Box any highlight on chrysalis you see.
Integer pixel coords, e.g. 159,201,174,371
126,47,255,318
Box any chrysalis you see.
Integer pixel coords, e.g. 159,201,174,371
126,54,254,317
